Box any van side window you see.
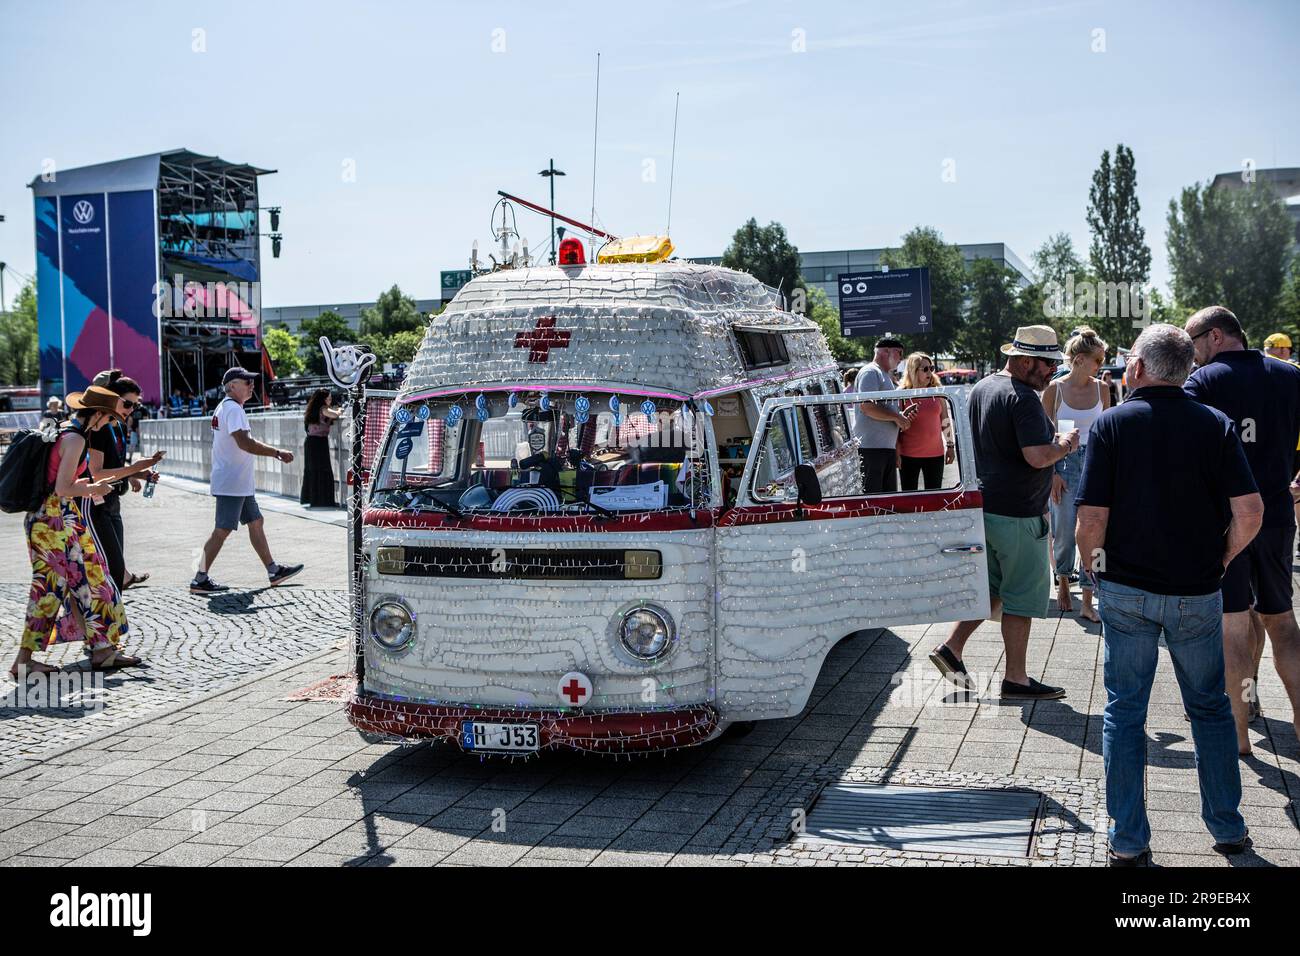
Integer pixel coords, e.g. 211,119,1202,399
805,383,846,452
735,331,789,369
750,394,963,503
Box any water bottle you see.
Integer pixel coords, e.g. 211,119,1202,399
142,475,158,499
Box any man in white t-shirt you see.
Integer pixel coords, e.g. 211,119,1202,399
191,367,304,593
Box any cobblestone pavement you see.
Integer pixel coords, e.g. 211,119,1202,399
0,486,351,770
0,586,349,769
0,611,1296,867
0,486,1296,866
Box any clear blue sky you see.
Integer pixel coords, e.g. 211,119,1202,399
2,0,1297,308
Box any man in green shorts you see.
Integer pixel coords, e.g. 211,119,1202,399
928,326,1079,700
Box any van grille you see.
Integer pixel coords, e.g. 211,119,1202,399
376,546,662,581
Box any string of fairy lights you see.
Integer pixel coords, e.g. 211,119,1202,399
341,263,984,757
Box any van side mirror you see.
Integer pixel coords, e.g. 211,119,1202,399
794,463,822,506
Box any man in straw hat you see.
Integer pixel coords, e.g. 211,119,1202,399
929,325,1078,700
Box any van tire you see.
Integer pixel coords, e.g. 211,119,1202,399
725,720,757,738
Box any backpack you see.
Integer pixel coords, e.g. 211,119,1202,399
0,427,58,514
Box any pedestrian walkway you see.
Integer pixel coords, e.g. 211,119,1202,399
1,609,1295,867
1,489,1295,866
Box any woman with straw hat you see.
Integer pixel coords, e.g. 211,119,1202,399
9,385,140,679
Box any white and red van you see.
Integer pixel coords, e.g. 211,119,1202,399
347,239,990,755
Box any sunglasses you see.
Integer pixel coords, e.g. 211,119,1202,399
918,365,934,372
120,399,139,409
1190,328,1213,342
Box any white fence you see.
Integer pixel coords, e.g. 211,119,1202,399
140,408,352,505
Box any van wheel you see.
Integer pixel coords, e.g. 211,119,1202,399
725,720,757,738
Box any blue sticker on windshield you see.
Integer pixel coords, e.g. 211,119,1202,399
398,419,425,437
395,437,414,460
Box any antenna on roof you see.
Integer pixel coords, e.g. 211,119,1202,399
666,91,680,237
589,52,602,260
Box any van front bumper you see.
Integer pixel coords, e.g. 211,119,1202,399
347,691,720,754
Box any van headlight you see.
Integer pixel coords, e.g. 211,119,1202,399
619,605,674,660
370,600,415,651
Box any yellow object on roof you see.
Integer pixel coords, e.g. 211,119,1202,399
597,235,675,264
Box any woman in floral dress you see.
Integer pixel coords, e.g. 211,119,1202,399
9,386,140,678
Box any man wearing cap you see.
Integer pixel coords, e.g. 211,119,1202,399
191,368,304,594
1184,307,1300,755
1262,333,1300,560
929,325,1078,700
852,336,917,493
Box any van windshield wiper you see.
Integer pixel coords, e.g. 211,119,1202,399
386,486,464,519
555,487,616,518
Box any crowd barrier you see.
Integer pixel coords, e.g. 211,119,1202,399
139,409,352,505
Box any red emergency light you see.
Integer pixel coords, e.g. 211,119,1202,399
558,237,586,266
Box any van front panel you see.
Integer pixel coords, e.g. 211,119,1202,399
361,525,714,711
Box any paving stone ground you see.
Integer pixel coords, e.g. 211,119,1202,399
0,487,1296,866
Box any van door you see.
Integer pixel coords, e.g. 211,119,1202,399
713,386,990,720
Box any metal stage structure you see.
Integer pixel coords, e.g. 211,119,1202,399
30,148,278,409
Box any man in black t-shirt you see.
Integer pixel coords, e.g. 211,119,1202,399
929,326,1079,701
1183,305,1300,754
1076,323,1259,863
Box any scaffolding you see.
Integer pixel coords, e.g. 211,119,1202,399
156,150,275,410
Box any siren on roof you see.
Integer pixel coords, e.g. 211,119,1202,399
597,235,674,264
558,237,586,266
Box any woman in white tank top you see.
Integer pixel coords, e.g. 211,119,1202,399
1042,328,1112,621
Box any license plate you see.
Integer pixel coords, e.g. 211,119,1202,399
461,721,540,752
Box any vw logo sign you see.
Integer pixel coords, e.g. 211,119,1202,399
72,200,95,225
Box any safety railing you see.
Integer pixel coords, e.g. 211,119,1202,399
139,408,352,506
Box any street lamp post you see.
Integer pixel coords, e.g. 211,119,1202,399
538,160,566,264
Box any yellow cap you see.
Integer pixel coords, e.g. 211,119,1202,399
1264,332,1292,348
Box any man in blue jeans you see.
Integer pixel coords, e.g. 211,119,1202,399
1075,324,1262,866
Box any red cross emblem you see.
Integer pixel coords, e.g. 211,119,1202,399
558,671,592,706
514,315,571,363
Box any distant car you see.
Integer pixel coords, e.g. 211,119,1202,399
937,369,977,386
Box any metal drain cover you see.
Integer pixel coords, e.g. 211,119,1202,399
799,783,1042,858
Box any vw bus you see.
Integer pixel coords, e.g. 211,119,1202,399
348,239,991,755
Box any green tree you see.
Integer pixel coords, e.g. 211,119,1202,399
264,325,305,377
1277,258,1300,337
298,310,353,374
0,281,39,386
880,226,968,356
958,259,1027,370
361,329,425,366
805,285,866,364
1086,144,1152,286
721,219,804,304
1032,232,1086,288
359,285,422,337
1166,182,1295,343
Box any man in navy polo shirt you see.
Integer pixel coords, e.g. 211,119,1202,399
1183,306,1300,756
1076,324,1260,865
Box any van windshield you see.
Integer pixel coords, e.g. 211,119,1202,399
372,391,712,514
